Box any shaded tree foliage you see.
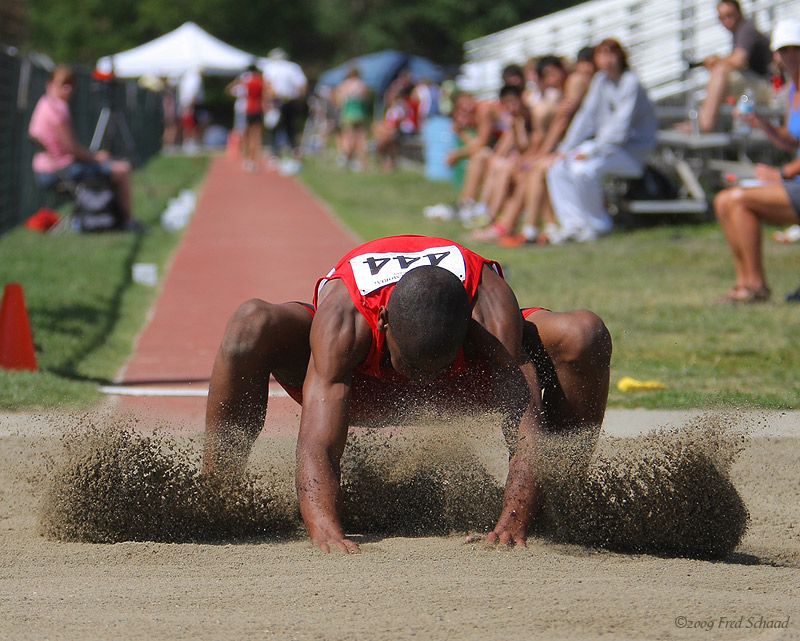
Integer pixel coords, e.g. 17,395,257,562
22,0,581,77
1,0,29,48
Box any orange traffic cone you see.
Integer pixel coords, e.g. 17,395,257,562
0,283,37,371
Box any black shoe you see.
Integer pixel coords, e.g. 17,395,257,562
785,287,800,303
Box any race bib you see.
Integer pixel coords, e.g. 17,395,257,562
349,245,466,295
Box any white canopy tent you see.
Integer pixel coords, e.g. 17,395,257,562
96,22,256,78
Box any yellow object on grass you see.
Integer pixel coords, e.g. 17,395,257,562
617,376,667,392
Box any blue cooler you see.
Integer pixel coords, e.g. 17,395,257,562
422,116,455,182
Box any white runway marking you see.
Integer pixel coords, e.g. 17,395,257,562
98,386,290,398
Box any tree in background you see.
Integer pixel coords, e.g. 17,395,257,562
22,0,581,76
1,0,28,49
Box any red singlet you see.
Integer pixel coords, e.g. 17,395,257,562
279,235,541,419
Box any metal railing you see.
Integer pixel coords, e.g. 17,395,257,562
0,48,163,235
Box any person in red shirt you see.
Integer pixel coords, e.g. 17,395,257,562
228,64,270,171
204,235,612,553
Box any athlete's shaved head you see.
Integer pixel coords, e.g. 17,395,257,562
385,266,470,374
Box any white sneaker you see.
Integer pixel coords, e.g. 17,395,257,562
574,227,599,243
521,224,538,243
547,226,576,245
457,201,476,224
424,204,454,221
461,202,490,229
543,223,560,239
472,202,488,218
773,224,800,243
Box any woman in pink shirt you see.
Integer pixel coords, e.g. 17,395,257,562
28,65,136,227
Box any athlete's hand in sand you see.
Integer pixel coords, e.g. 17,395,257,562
309,522,360,554
485,510,527,547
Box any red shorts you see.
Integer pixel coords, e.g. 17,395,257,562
275,306,544,422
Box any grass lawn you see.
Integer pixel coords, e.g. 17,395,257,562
0,154,209,410
300,156,800,410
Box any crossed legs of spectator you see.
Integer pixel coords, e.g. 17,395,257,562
713,184,798,303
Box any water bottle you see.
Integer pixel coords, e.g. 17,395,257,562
734,89,755,135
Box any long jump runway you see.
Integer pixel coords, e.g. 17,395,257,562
110,155,356,429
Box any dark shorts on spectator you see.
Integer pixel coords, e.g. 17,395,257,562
36,160,112,189
783,179,800,219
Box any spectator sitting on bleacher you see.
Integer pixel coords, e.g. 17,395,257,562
455,68,523,225
468,84,535,237
712,19,800,304
537,47,597,157
28,64,138,229
528,56,568,149
476,47,597,245
471,70,561,242
679,0,772,133
500,64,525,91
372,84,419,172
422,91,481,221
546,38,657,243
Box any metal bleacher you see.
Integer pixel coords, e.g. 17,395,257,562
460,0,800,103
459,0,800,218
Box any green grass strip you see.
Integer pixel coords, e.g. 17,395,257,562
3,152,796,411
0,155,209,410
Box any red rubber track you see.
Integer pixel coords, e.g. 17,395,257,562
114,156,357,430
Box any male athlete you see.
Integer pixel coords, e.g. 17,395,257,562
204,235,611,552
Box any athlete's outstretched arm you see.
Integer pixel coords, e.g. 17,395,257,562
295,283,371,553
470,266,546,546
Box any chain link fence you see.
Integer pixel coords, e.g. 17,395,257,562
0,48,163,235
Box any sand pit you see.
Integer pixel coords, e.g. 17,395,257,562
1,410,798,640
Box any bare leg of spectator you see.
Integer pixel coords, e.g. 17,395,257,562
458,147,491,205
713,185,797,298
698,61,732,132
491,175,526,234
487,156,517,220
518,156,557,241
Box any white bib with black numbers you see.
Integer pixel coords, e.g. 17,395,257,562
349,245,466,295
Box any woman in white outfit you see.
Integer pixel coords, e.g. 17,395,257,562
546,39,658,242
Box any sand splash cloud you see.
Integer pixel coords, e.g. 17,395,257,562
38,414,748,558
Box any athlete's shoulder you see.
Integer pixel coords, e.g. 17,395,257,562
312,280,371,350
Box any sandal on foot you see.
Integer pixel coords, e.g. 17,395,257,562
497,233,526,247
713,286,771,304
471,223,508,242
